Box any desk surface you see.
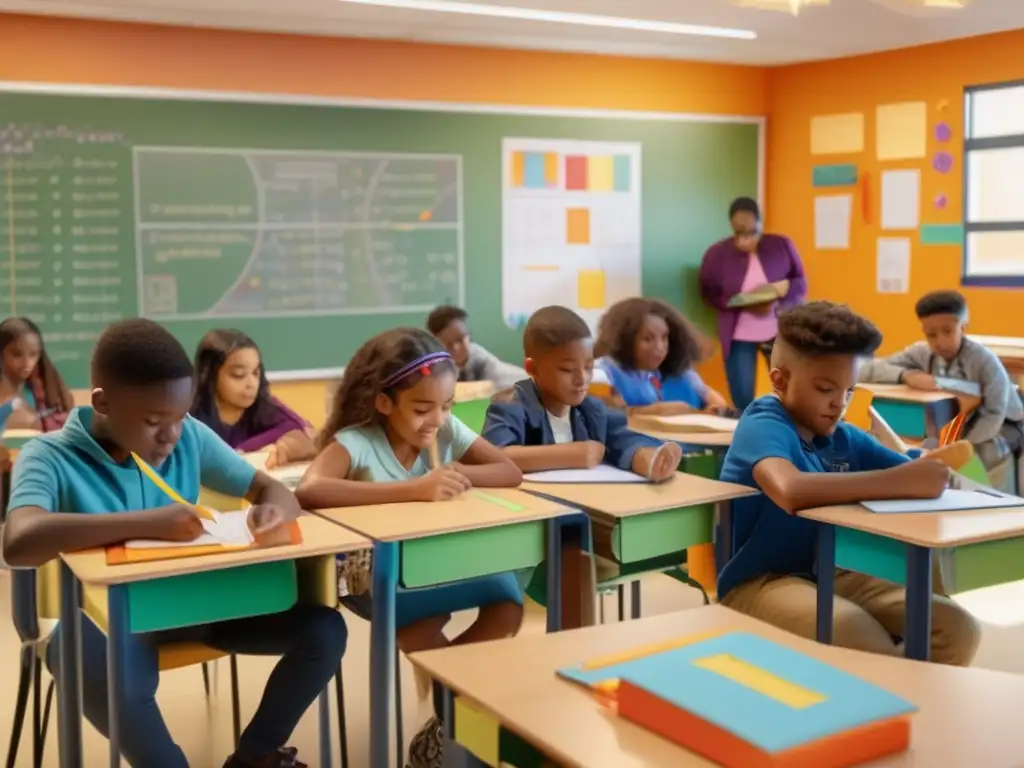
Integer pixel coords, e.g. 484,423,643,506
521,472,755,519
800,504,1024,548
858,383,958,404
62,514,368,586
410,605,1024,768
628,420,733,448
313,488,572,542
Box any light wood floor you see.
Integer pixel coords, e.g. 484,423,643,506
2,567,1024,766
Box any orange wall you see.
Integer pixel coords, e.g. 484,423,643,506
768,31,1024,354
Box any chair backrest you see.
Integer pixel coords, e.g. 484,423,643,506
844,387,874,430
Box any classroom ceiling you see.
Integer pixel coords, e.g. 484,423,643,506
4,0,1023,65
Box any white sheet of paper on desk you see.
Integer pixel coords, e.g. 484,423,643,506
653,414,738,433
523,466,648,484
863,489,1024,514
125,509,255,548
935,377,981,397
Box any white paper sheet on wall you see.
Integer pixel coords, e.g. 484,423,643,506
876,237,911,294
880,169,921,230
814,194,852,249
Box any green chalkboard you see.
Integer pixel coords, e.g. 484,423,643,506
0,88,758,386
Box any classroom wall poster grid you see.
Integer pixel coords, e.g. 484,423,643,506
501,138,642,330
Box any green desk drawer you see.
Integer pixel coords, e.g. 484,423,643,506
401,520,546,588
614,505,714,564
126,560,298,633
835,528,1024,594
871,401,927,439
451,398,492,434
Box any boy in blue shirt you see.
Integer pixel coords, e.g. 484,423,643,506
1,319,347,768
482,305,681,478
718,302,980,666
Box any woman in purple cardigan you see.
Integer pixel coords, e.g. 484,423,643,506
699,197,807,409
190,329,316,467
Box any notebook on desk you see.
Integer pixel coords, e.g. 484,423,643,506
558,630,915,768
107,510,302,565
523,466,648,484
862,488,1024,514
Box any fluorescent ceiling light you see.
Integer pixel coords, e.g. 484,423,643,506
337,0,757,40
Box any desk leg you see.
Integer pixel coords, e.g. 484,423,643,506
816,524,836,645
57,562,83,768
318,688,333,768
715,500,733,578
904,545,933,662
106,585,128,768
370,541,399,768
546,512,590,633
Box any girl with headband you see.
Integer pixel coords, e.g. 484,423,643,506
296,327,523,768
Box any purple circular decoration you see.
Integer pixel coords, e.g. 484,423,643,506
933,152,954,174
935,122,952,142
934,193,948,210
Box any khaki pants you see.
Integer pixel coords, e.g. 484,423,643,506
721,570,981,667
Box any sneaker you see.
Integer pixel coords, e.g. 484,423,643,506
406,716,444,768
221,747,306,768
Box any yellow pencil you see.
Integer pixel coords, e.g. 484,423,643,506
131,453,216,521
580,629,727,671
428,439,440,471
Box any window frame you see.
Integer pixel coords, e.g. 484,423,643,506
963,79,1024,287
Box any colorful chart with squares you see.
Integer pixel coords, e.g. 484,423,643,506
501,138,641,332
509,150,634,193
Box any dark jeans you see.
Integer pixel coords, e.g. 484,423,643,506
725,340,774,410
47,603,347,767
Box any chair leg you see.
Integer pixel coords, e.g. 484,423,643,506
6,646,32,768
229,655,241,747
598,592,605,624
334,668,348,768
31,653,43,768
36,680,54,768
202,662,211,698
630,580,642,620
617,585,625,622
394,648,404,764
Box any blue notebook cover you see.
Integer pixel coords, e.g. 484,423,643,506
558,632,916,754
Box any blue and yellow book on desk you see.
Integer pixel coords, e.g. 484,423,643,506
558,631,917,768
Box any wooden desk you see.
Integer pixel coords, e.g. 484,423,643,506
627,418,733,449
800,503,1024,661
521,474,756,613
410,605,1024,768
857,383,964,441
313,488,589,768
57,515,368,768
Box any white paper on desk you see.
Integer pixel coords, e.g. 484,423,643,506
523,466,648,484
876,237,910,294
125,509,255,549
814,194,852,250
863,489,1024,514
881,169,920,231
652,414,738,433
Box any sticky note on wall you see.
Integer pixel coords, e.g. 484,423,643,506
566,156,587,190
588,156,614,192
578,269,605,309
566,208,590,245
511,152,525,187
812,164,858,187
810,113,865,155
876,102,927,161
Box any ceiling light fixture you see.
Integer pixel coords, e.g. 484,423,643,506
336,0,757,40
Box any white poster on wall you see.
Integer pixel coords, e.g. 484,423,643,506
501,138,642,330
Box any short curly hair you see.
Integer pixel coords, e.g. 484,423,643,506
426,305,468,336
91,318,193,387
594,298,706,376
777,302,882,358
915,290,967,321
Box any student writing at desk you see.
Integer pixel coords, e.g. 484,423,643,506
0,316,74,431
482,305,681,478
592,297,730,416
295,327,522,768
0,319,347,768
859,290,1023,491
718,302,980,666
190,329,316,468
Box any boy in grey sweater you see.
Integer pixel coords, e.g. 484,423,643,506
426,305,527,390
859,290,1023,489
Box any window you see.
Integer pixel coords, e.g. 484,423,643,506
964,82,1024,285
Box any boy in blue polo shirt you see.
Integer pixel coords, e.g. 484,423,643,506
718,302,980,666
1,319,347,768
